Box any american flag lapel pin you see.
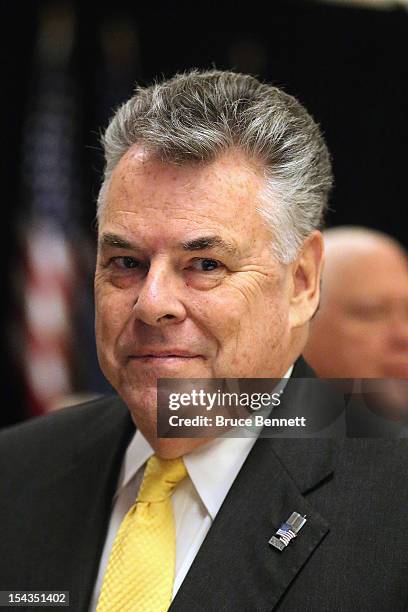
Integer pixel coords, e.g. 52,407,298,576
269,512,307,551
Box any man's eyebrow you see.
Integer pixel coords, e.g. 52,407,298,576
181,235,238,255
99,232,238,255
99,233,139,250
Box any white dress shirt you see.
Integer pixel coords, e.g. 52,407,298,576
90,366,293,610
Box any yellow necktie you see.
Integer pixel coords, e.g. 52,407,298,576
97,455,187,612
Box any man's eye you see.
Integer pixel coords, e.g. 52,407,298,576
110,256,145,270
190,258,221,272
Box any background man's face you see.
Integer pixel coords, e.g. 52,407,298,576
305,241,408,379
95,146,294,433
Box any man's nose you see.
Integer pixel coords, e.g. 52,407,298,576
132,260,186,327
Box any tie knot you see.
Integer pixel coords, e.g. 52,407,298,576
137,455,187,503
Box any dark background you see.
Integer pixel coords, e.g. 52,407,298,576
2,0,407,426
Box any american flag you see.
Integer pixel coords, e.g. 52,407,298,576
270,512,307,551
276,523,297,547
18,3,82,415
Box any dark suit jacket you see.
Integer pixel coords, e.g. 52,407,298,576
1,359,408,611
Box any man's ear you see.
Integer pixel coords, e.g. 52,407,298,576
288,230,324,329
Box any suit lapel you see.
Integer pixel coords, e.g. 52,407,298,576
172,359,334,611
171,437,332,611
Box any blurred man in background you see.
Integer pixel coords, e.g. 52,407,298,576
304,226,408,427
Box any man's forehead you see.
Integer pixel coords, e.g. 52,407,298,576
324,251,408,304
100,145,273,253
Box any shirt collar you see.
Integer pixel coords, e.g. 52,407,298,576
183,435,257,519
115,428,154,494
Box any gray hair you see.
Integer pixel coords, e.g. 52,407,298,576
98,69,333,263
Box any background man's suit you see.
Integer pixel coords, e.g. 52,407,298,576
1,359,408,611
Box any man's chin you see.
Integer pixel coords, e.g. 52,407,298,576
116,382,213,456
124,355,208,379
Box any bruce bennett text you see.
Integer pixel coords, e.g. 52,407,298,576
167,415,307,427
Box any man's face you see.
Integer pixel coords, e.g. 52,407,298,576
95,146,301,438
305,241,408,379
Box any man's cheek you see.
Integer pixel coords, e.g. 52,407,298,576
97,288,131,320
95,301,125,356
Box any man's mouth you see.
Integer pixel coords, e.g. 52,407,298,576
129,350,201,359
127,350,203,366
